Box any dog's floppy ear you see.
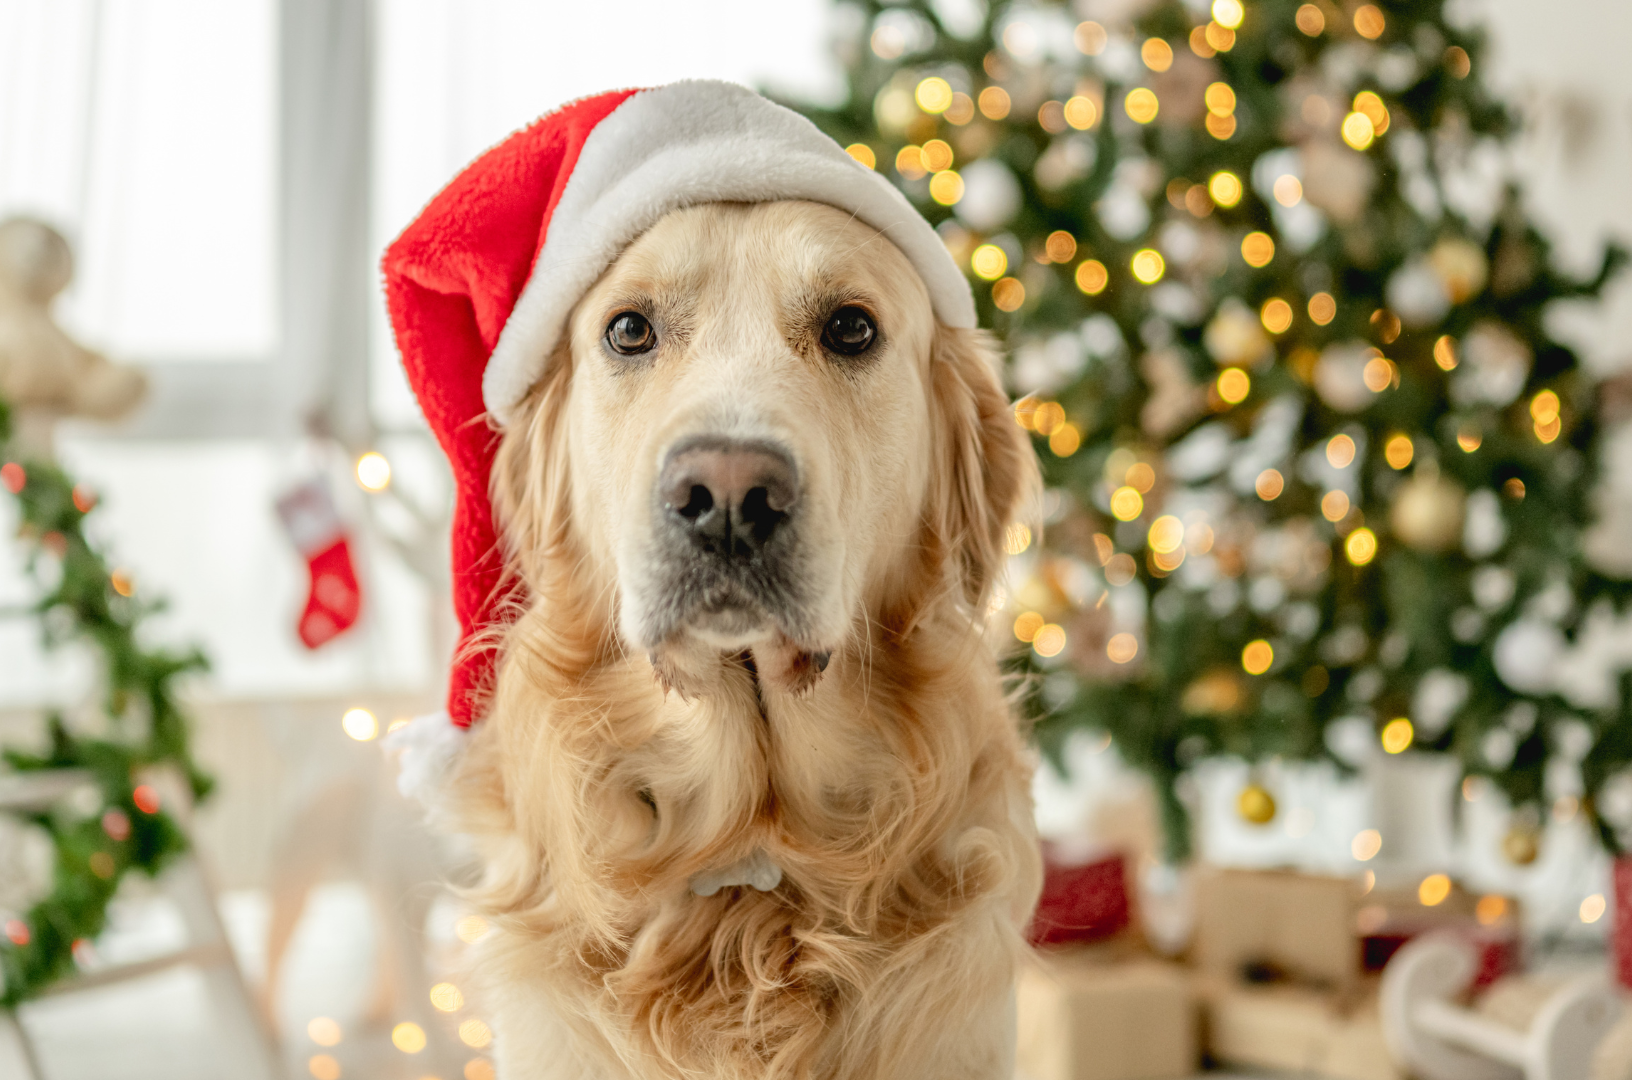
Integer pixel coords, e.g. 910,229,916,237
926,325,1039,610
491,342,575,590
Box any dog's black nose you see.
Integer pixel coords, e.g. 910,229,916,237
659,438,798,558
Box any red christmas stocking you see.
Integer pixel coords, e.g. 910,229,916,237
276,477,362,649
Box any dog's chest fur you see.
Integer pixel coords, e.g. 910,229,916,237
458,617,1037,1080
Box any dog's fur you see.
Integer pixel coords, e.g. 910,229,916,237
448,201,1041,1079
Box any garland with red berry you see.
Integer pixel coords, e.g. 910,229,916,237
0,397,211,1006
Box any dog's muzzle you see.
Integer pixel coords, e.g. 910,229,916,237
659,436,798,557
644,434,807,645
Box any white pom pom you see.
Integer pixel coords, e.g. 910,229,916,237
385,711,467,805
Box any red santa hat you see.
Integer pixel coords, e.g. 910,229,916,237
383,80,975,748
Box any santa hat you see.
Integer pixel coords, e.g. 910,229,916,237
382,81,975,784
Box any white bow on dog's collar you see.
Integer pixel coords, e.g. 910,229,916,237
689,849,783,896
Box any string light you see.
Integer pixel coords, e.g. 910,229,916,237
1033,624,1067,657
1434,335,1458,370
1014,611,1044,643
1475,895,1508,925
1326,435,1356,468
970,245,1007,281
1342,111,1375,150
1212,0,1244,29
308,1018,342,1046
1240,232,1275,268
1581,894,1607,924
1063,96,1098,129
914,77,953,114
455,915,490,943
1352,829,1382,861
1217,368,1250,404
1418,872,1451,906
1075,259,1109,295
1381,717,1415,754
459,1019,494,1049
1045,231,1077,263
977,87,1010,120
1110,487,1144,521
1074,21,1107,55
1124,88,1159,125
342,707,379,742
1261,298,1293,333
1383,435,1414,470
1321,490,1350,521
992,278,1025,311
1141,38,1174,72
1003,523,1032,555
1130,248,1166,284
895,146,927,180
1107,633,1139,663
1308,293,1336,325
1345,527,1378,565
1049,423,1081,457
1353,91,1390,135
356,452,391,492
1255,469,1284,500
1241,640,1273,675
844,144,876,169
1353,4,1386,39
431,982,465,1012
465,1061,497,1080
1295,4,1325,35
1209,171,1243,207
1148,516,1184,554
392,1022,428,1054
928,170,964,205
308,1055,341,1080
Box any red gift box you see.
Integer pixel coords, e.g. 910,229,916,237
1028,845,1130,947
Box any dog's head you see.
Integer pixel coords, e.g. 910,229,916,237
494,200,1033,693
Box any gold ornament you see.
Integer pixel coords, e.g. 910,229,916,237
1390,466,1466,551
1501,825,1540,866
1237,782,1277,825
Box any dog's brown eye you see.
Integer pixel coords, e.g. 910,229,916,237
821,307,876,357
606,312,655,355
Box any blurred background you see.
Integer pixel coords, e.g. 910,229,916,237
3,0,1632,1078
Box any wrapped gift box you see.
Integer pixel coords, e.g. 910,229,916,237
1193,867,1360,989
1016,943,1197,1080
1028,845,1130,947
1197,976,1402,1080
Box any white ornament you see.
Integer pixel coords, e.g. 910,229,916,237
1463,488,1509,558
1492,619,1564,694
954,159,1023,232
1412,670,1469,739
1203,298,1271,367
1387,258,1452,328
1314,341,1378,412
1453,322,1530,407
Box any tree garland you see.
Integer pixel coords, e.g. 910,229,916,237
0,397,211,1006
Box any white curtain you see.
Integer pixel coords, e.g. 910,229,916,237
0,0,276,361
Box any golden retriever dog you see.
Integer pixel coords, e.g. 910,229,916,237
446,198,1041,1079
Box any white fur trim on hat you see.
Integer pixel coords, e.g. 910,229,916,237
385,710,468,805
483,80,977,425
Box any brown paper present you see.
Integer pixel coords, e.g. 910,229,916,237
1016,945,1197,1080
1193,867,1360,989
1198,976,1403,1080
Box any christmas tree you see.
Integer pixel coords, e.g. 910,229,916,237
793,0,1627,858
